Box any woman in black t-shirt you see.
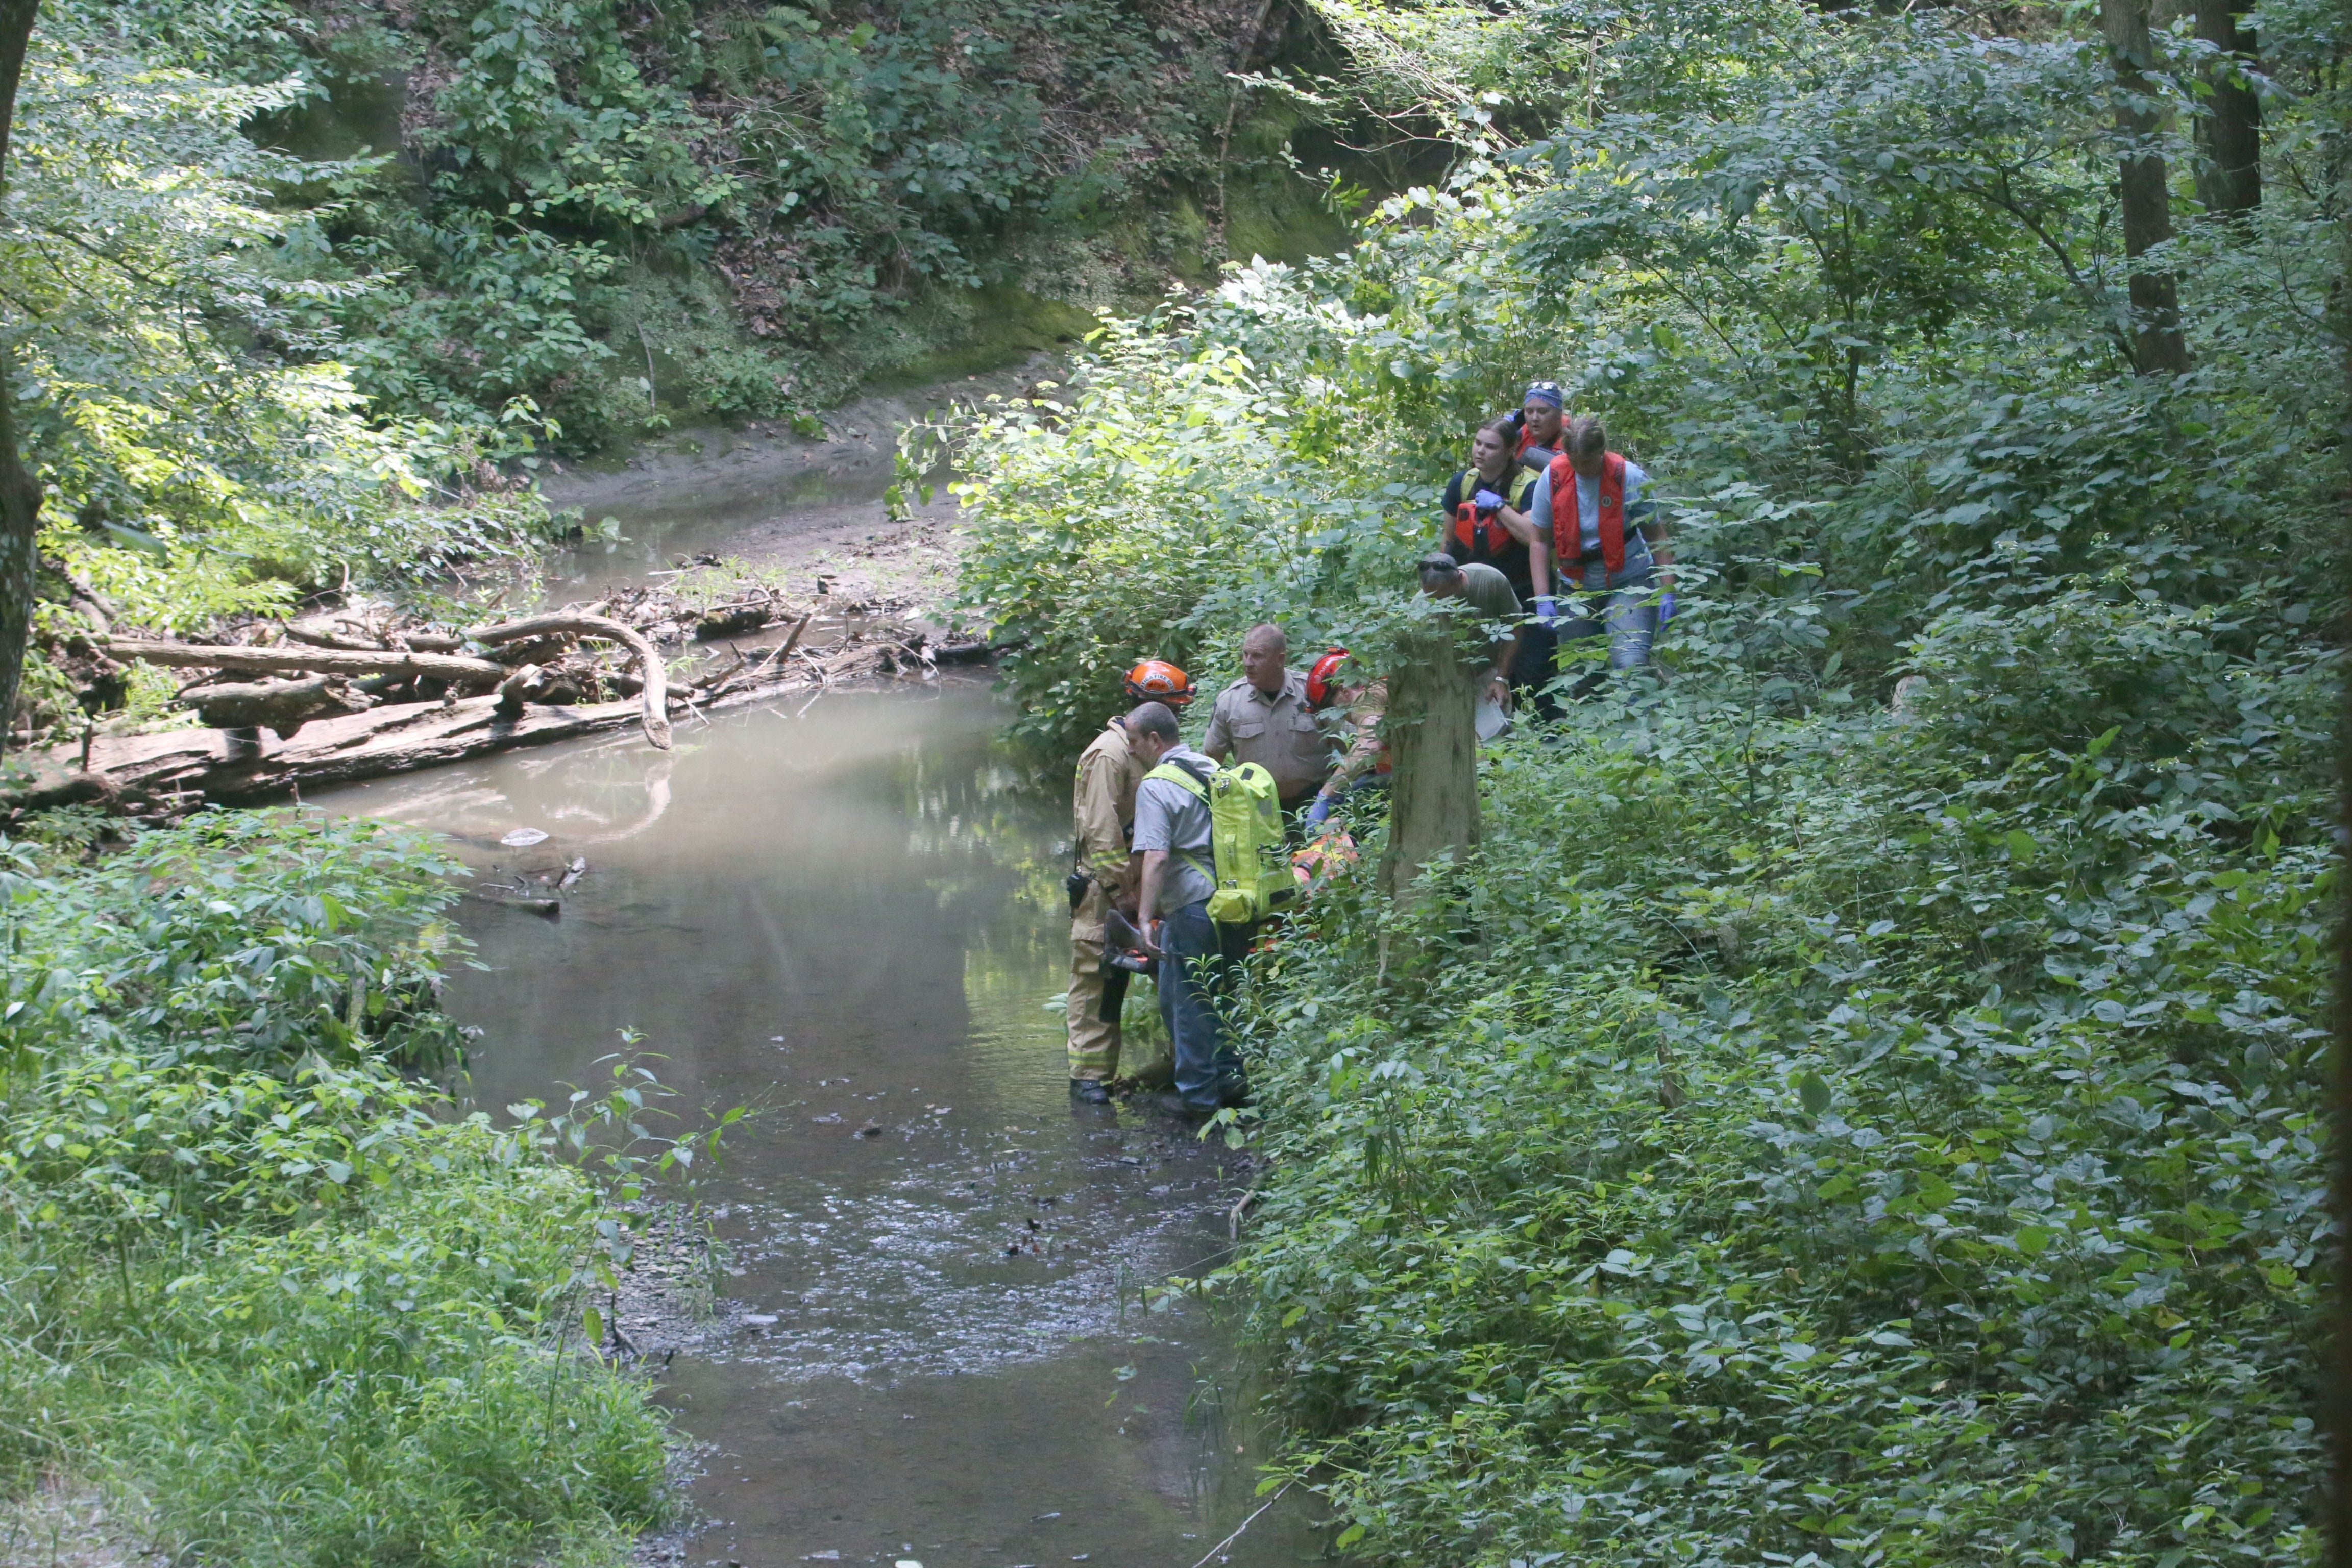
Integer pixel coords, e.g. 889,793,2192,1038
1436,416,1560,716
1436,416,1548,604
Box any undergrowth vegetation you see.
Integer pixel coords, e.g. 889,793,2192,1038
949,0,2341,1561
0,812,681,1565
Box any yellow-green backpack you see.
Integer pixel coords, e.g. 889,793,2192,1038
1145,757,1296,925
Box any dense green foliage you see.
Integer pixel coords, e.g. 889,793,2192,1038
7,0,1344,733
0,813,677,1565
8,0,565,733
57,0,1333,450
949,0,2340,1561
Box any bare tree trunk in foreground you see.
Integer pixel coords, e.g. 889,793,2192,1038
1382,622,1479,905
0,0,47,736
2324,34,2352,1558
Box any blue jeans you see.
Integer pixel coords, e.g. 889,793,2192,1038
1158,899,1245,1110
1558,558,1659,672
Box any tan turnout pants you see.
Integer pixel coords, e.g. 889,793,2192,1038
1067,932,1126,1082
1067,878,1131,1081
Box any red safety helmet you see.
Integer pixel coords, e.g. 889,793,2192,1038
1122,658,1195,707
1305,648,1351,710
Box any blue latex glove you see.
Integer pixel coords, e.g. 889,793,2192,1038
1472,488,1507,513
1304,793,1335,827
1533,594,1558,627
1658,589,1676,626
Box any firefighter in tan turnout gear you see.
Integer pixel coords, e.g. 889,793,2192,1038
1065,660,1196,1104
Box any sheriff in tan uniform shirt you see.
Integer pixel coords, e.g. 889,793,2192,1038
1202,670,1329,805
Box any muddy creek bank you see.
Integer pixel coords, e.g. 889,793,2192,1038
320,684,1320,1568
538,356,1056,602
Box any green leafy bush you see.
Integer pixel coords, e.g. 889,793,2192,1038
1223,618,2327,1564
0,814,678,1562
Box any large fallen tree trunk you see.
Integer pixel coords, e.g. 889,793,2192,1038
467,611,670,750
11,690,670,810
11,620,978,816
102,637,509,688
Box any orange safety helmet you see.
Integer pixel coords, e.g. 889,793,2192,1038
1122,658,1195,707
1305,648,1351,710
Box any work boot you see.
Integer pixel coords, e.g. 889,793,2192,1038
1215,1075,1251,1110
1068,1077,1112,1106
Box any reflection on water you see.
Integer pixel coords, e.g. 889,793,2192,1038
316,683,1320,1568
545,465,849,596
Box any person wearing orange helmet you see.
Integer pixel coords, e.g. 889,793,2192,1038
1064,660,1195,1105
1122,658,1196,709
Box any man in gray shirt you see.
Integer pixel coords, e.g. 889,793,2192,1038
1129,702,1248,1113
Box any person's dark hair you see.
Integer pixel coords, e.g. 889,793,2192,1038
1417,552,1463,590
1478,414,1520,448
1565,414,1608,461
1129,702,1180,742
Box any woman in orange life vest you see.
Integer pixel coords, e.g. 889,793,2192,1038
1526,414,1674,675
1437,415,1559,716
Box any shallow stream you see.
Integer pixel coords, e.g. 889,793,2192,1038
320,647,1318,1565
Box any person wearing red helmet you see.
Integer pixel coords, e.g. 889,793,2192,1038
1301,649,1389,828
1064,659,1194,1105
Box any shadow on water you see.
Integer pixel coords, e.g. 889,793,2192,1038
317,680,1324,1568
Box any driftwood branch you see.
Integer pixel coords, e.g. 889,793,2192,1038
102,636,508,689
467,612,671,750
282,625,389,653
495,662,546,716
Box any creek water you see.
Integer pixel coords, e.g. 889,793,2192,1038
319,681,1322,1568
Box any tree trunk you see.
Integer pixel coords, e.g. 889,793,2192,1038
1381,623,1479,903
0,0,46,735
101,636,511,687
2328,85,2352,1568
2101,0,2192,374
2193,0,2261,222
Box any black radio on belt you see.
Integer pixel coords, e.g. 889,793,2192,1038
1065,866,1091,915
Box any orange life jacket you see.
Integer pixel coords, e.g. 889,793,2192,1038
1450,499,1510,560
1448,469,1514,561
1548,450,1628,576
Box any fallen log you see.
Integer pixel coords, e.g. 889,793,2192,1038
468,887,560,917
102,637,510,689
467,612,671,751
693,601,770,640
10,691,667,810
282,625,389,653
11,618,959,814
185,675,375,735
